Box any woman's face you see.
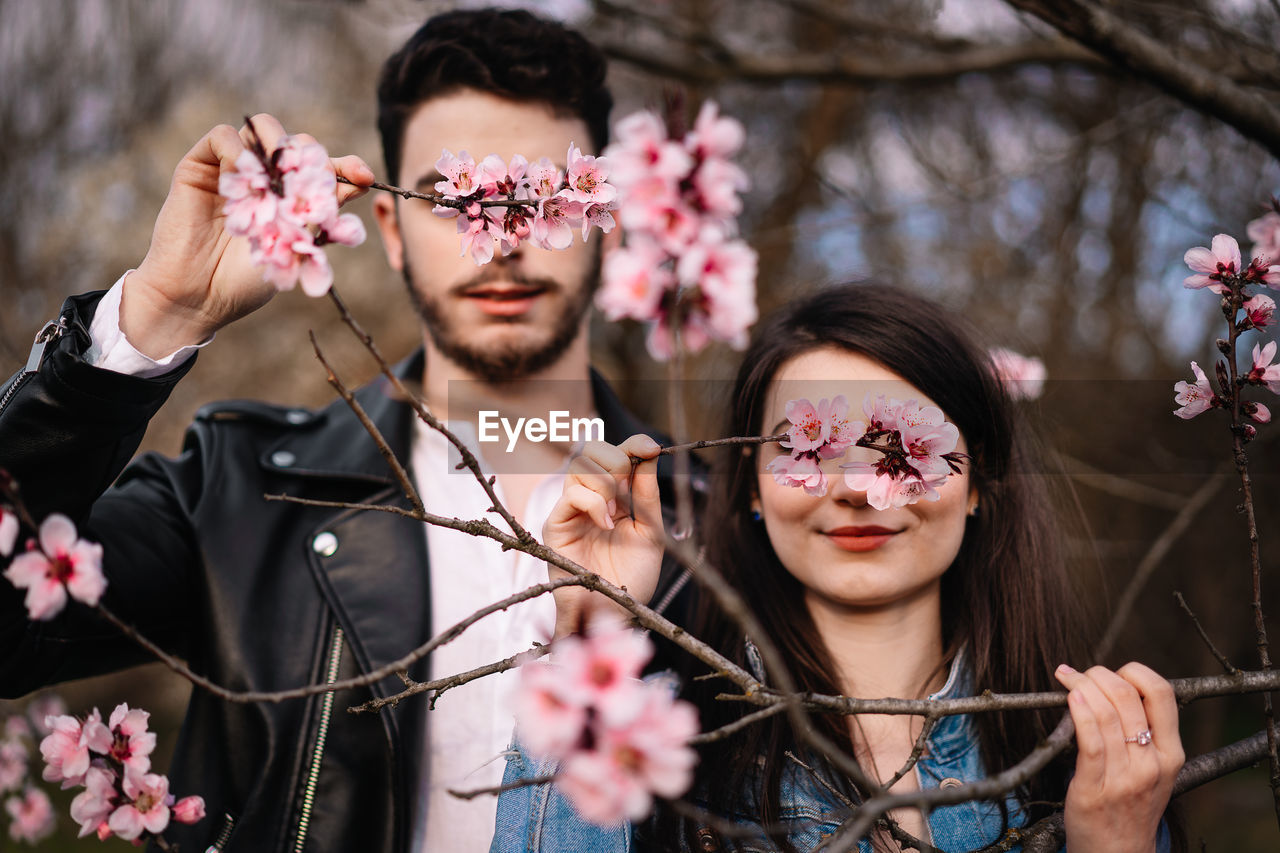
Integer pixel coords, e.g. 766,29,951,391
755,347,976,615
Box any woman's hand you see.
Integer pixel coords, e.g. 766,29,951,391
124,113,374,358
543,435,665,639
1056,662,1184,853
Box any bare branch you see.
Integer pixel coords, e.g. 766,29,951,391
1175,590,1239,675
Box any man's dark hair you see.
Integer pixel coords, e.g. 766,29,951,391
376,7,613,184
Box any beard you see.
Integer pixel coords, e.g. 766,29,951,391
402,245,601,384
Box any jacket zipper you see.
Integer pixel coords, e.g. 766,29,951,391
205,812,237,852
0,316,68,416
293,626,344,853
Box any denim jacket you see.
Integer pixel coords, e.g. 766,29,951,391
491,650,1170,853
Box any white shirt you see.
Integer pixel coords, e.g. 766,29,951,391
88,276,561,853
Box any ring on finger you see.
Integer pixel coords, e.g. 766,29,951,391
1124,729,1153,746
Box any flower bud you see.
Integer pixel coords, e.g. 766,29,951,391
1216,339,1232,355
1244,401,1271,424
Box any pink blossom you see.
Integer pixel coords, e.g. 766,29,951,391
319,212,367,248
69,766,116,838
686,102,745,160
988,348,1047,400
555,624,654,723
0,506,18,557
581,201,617,239
457,211,499,265
514,659,589,760
108,772,172,841
531,195,583,251
644,314,711,361
291,239,335,298
1249,341,1280,392
779,398,837,454
526,157,563,199
597,242,672,322
897,402,961,481
691,156,748,219
4,514,106,621
607,112,693,187
0,739,27,792
172,795,206,825
274,137,329,175
40,710,106,788
280,167,338,228
1173,361,1218,419
765,454,828,498
563,144,616,206
1245,401,1272,424
862,395,903,433
676,233,758,349
1184,234,1242,293
247,218,315,292
100,704,156,778
1249,211,1280,265
434,149,480,196
557,687,698,825
27,696,66,736
5,787,55,844
4,716,31,742
219,150,276,234
842,463,941,511
1245,294,1276,329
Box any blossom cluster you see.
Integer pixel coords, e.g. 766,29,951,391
514,621,698,825
40,704,205,842
220,134,367,297
3,514,106,622
1174,213,1280,427
598,103,758,360
1,696,65,845
432,145,617,265
766,394,967,510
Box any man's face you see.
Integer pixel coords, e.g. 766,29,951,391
374,89,601,383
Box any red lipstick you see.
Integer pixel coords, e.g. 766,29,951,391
824,525,898,552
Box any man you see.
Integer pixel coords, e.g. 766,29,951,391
0,9,696,853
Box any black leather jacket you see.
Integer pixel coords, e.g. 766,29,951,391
0,292,699,853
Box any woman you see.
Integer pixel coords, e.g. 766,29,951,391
493,283,1184,852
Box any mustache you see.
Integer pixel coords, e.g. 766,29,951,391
451,262,562,297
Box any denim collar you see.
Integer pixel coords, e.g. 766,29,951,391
923,646,977,763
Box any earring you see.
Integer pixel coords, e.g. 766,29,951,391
966,502,979,518
751,508,762,522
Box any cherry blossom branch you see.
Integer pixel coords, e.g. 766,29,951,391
334,175,538,211
1221,275,1280,821
348,644,551,714
656,433,788,456
686,702,788,744
308,331,425,517
1175,590,1239,675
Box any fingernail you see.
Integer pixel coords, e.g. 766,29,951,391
1057,664,1076,675
604,513,615,530
607,499,617,516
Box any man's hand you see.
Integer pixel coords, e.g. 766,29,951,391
543,435,665,639
122,114,374,358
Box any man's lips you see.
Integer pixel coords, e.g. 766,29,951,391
460,283,548,316
824,525,899,552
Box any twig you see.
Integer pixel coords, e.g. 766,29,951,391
657,433,788,456
349,644,551,714
447,774,556,801
880,714,938,792
1174,590,1239,675
336,175,539,211
1093,468,1226,662
688,702,789,744
309,332,425,517
1057,452,1190,511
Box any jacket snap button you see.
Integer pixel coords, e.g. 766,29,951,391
939,777,962,789
286,410,310,424
695,826,720,851
312,532,339,557
271,450,296,468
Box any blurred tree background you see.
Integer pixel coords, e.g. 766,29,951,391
2,0,1279,848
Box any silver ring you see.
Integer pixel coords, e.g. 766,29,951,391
1124,729,1153,746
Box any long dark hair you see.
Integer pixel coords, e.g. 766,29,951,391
670,282,1096,850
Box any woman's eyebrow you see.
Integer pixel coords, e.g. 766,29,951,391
769,419,789,435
